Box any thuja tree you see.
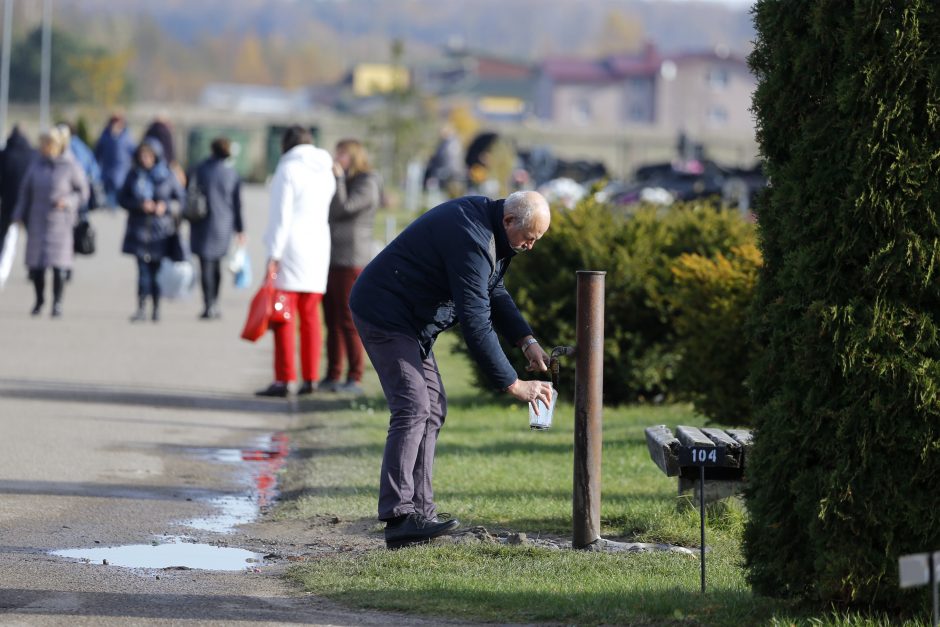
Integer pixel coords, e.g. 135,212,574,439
745,0,940,607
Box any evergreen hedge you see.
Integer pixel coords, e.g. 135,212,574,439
745,0,940,608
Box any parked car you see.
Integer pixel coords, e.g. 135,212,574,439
598,159,767,214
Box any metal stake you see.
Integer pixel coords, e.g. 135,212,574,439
0,0,13,146
700,465,706,594
572,270,605,549
931,552,938,627
39,0,52,131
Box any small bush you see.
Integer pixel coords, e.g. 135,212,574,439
456,195,756,406
669,244,762,425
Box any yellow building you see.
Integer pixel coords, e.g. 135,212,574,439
352,64,410,97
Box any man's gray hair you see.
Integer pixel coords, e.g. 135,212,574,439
504,191,539,229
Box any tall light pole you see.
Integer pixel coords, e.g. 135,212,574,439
39,0,51,131
0,0,13,147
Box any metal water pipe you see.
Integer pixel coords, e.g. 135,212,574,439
572,270,605,549
39,0,52,131
0,0,13,146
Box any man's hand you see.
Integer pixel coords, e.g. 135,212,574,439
154,201,167,216
523,342,550,373
142,199,155,214
267,258,280,278
505,379,554,416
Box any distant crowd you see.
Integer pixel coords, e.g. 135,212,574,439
0,115,380,397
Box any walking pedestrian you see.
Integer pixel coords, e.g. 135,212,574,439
143,115,185,186
423,124,464,199
58,122,102,212
94,113,135,209
320,139,381,395
118,139,185,323
0,126,37,257
189,137,245,320
255,126,336,397
349,191,554,548
11,127,89,318
57,123,103,282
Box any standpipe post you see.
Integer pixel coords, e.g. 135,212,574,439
572,270,606,549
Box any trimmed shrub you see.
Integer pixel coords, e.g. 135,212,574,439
669,244,762,425
455,194,756,406
745,0,940,608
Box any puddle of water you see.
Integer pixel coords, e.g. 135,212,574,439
52,538,262,571
208,448,244,463
240,432,288,509
181,432,290,534
184,495,258,533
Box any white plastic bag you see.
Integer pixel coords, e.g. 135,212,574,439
227,245,247,274
0,224,18,289
228,245,252,289
156,258,195,300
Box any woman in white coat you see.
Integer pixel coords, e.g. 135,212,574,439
256,126,336,397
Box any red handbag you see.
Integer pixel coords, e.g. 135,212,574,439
240,274,276,342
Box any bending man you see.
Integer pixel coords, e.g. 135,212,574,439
350,191,554,548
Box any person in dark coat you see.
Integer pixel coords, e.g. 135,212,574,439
348,191,554,548
12,127,89,317
143,115,186,187
321,139,380,394
0,126,38,256
94,114,135,209
143,116,176,165
119,139,185,323
423,124,464,198
189,137,244,319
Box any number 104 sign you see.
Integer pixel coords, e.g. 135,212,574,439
678,446,727,466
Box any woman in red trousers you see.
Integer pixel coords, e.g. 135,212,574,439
256,126,336,397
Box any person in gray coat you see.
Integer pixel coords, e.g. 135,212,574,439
12,127,89,317
189,137,244,319
321,139,381,394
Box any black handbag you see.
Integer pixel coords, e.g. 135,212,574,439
73,219,96,255
166,228,187,263
183,177,209,222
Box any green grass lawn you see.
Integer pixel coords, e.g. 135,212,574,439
277,332,927,626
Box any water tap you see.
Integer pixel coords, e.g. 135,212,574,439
549,346,575,388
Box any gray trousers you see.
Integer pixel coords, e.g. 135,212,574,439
353,314,447,521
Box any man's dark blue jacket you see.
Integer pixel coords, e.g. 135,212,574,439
350,195,532,390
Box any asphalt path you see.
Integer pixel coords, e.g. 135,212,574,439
0,185,471,626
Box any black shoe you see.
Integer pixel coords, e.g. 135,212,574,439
30,301,43,316
384,513,460,549
151,307,160,322
339,380,365,396
50,302,62,318
199,304,221,320
318,377,341,392
297,380,317,395
255,382,289,398
130,308,147,323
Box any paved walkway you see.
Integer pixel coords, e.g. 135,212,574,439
0,187,467,626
